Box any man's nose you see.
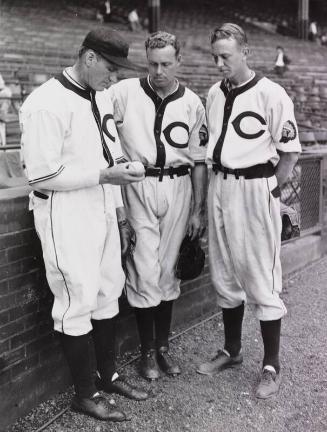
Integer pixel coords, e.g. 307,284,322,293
156,64,163,75
217,57,224,68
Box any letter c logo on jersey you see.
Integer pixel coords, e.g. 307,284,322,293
163,122,189,148
232,111,266,139
102,114,116,142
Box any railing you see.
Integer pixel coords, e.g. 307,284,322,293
281,153,323,238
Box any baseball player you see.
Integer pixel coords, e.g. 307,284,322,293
107,31,208,380
197,24,301,399
20,28,148,422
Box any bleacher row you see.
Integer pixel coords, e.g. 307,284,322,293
1,0,327,184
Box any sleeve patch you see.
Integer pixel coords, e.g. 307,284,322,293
199,124,208,146
279,120,297,143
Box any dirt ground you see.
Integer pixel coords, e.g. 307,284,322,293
9,257,327,432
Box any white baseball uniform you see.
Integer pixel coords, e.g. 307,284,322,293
20,69,125,336
206,74,301,320
108,77,207,308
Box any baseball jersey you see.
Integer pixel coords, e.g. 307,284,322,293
206,74,301,169
107,76,207,167
20,69,125,193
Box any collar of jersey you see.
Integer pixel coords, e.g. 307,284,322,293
139,76,185,110
55,69,92,101
147,75,179,99
220,72,261,98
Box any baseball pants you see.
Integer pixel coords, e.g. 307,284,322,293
30,185,125,336
122,174,192,308
208,170,287,321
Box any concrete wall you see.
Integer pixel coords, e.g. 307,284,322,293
1,155,327,429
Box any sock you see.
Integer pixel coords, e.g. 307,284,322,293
59,332,97,399
222,303,244,357
91,318,116,385
134,307,155,352
154,300,173,349
260,319,281,374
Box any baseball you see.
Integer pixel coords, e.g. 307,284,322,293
125,161,145,176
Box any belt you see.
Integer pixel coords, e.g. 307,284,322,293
145,165,190,181
212,162,275,179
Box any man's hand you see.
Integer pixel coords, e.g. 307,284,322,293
100,161,145,185
187,211,206,241
118,219,136,258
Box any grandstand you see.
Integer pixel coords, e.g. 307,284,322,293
1,0,327,154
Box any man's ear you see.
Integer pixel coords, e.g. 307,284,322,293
242,45,250,59
176,53,182,66
85,50,98,67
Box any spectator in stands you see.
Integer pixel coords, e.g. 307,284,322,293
19,27,148,422
274,46,290,77
128,8,142,32
309,21,318,42
0,73,12,117
96,0,127,25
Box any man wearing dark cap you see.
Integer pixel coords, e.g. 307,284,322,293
20,28,148,422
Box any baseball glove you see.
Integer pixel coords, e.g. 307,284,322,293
175,235,205,281
280,203,300,241
118,219,136,259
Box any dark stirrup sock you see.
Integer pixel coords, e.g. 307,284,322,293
91,318,117,384
260,318,281,373
222,303,244,357
59,332,97,398
134,307,156,352
154,300,174,348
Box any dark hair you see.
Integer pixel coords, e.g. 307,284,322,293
210,23,248,46
145,31,180,56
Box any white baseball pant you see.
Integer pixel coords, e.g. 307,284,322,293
30,185,125,336
208,170,287,321
122,175,192,308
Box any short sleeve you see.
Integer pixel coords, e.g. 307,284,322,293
188,98,208,163
266,86,301,153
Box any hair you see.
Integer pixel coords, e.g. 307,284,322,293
145,31,181,56
210,23,248,46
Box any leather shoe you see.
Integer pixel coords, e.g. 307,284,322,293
197,349,243,376
140,348,161,380
71,395,127,421
96,376,148,400
157,346,181,376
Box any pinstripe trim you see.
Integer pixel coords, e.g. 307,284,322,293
29,165,65,185
266,178,276,294
50,192,71,334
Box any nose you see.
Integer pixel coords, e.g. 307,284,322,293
156,64,163,75
217,57,224,68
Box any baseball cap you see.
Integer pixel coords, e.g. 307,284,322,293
82,27,138,70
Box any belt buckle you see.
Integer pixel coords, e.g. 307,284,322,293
159,167,164,182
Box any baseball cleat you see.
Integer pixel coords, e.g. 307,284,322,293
139,349,161,381
157,346,181,376
196,349,243,376
255,366,281,399
71,395,127,421
96,376,148,401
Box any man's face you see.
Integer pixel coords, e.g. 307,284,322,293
87,53,118,91
146,45,181,90
211,37,247,83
